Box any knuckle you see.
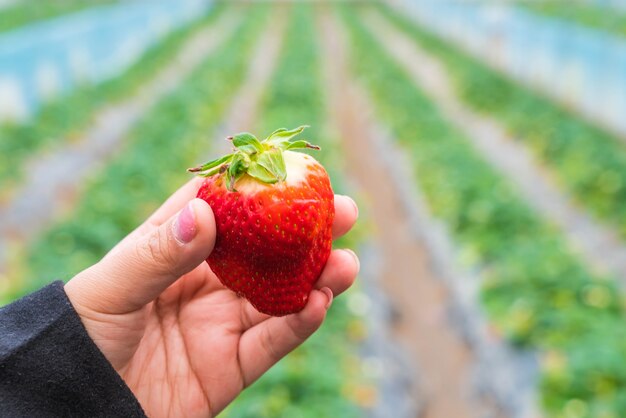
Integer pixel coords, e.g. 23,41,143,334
136,226,178,274
291,321,314,342
287,314,318,341
260,326,281,363
137,219,160,237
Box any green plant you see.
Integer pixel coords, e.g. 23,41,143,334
8,3,268,299
222,5,365,417
0,3,225,196
522,1,626,37
0,0,119,33
376,3,626,240
341,4,626,415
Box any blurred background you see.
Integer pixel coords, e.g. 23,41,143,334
1,0,625,417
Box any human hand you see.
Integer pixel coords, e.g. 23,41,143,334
63,177,359,417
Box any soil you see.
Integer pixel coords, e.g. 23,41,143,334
317,9,499,418
211,6,288,154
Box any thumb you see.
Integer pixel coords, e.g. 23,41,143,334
65,198,216,314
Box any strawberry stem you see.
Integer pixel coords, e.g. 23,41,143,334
188,125,319,191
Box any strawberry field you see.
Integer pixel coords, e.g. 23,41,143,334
2,1,626,417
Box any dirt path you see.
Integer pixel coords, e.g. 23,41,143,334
362,10,626,284
211,6,287,155
318,9,503,418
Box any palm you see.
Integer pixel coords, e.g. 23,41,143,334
65,180,358,418
120,264,266,418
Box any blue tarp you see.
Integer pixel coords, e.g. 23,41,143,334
404,0,626,135
0,0,212,122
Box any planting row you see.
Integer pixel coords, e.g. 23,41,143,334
5,4,370,417
0,4,223,197
222,4,367,417
4,3,266,301
523,1,626,37
0,0,117,33
341,4,626,416
397,1,626,138
0,0,211,121
381,3,626,240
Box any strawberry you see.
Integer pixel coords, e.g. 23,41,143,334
189,126,335,316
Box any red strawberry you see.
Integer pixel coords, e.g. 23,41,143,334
189,126,334,316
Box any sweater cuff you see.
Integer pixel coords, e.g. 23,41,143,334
0,281,146,417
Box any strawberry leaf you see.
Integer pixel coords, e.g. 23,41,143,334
197,164,226,178
231,132,263,154
256,148,287,181
266,127,288,138
247,161,279,184
286,139,321,151
226,155,248,191
188,154,232,174
265,125,309,146
189,126,320,187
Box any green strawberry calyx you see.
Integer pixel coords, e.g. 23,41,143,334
188,125,320,191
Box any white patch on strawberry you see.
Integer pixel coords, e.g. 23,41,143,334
235,151,319,194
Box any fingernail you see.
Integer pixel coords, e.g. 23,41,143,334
174,202,196,244
342,248,360,274
321,287,334,310
346,195,359,219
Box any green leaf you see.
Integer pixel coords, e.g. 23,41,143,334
265,125,309,146
256,148,287,181
247,161,279,184
286,139,321,151
188,154,232,173
190,126,319,185
197,164,226,178
266,127,288,138
232,132,263,154
226,155,247,191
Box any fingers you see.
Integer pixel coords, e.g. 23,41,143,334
65,198,216,314
238,248,359,330
119,187,354,250
332,194,358,239
120,177,205,245
235,244,360,387
141,177,205,231
107,178,205,256
238,288,332,386
315,249,359,295
142,190,358,240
